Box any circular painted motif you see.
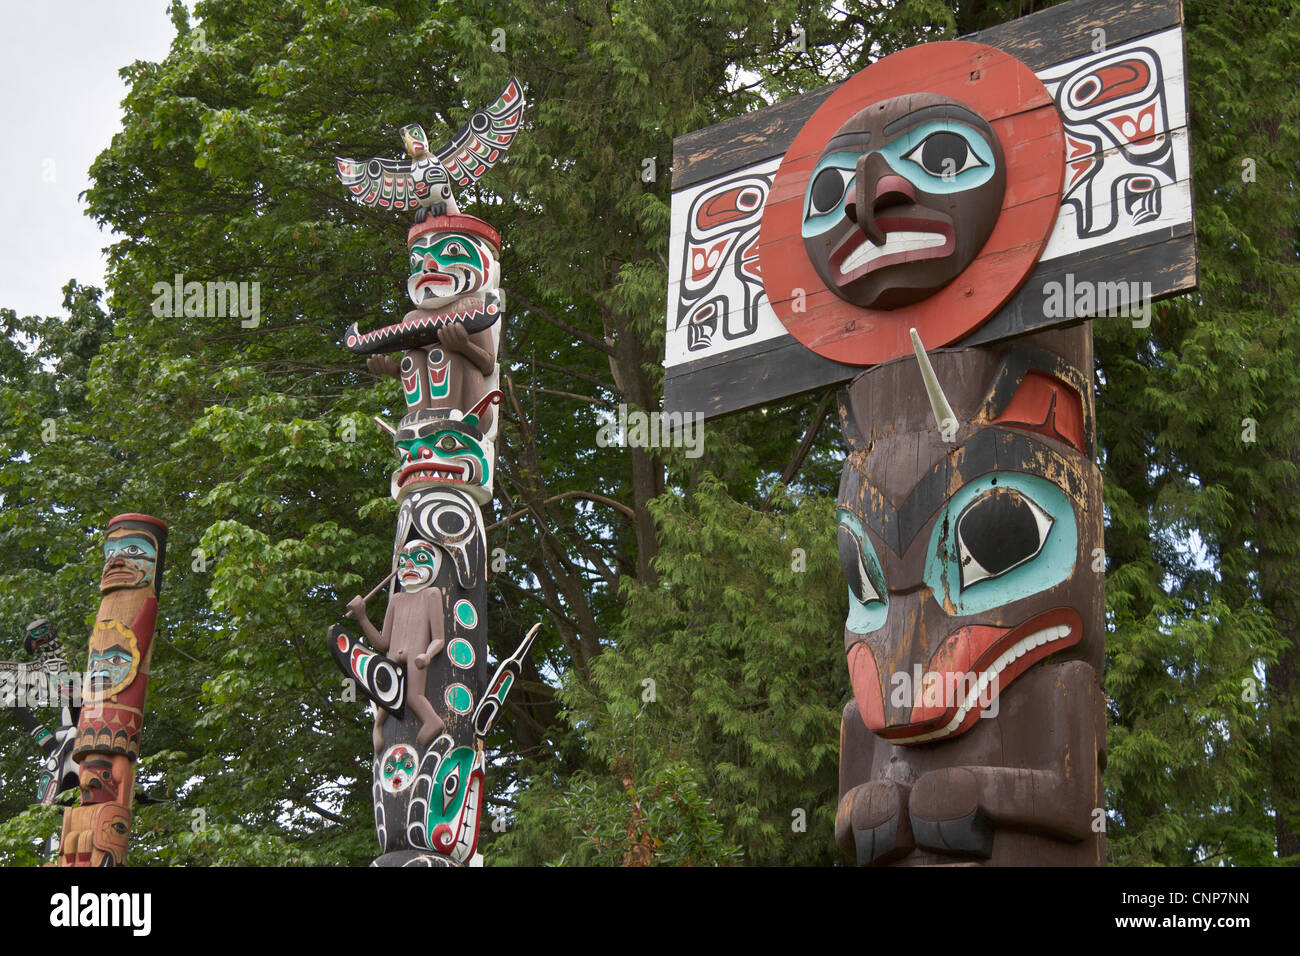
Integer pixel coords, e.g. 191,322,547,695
445,683,474,714
454,600,477,628
447,638,476,668
759,41,1065,366
379,743,419,794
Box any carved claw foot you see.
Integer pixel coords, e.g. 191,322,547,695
836,779,914,865
909,767,994,858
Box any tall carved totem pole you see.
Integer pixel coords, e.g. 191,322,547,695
57,513,169,867
663,0,1196,864
327,77,538,866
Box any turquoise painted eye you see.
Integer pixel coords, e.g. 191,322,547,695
809,165,853,216
902,131,988,179
955,490,1054,587
924,473,1076,616
802,153,859,236
837,510,888,635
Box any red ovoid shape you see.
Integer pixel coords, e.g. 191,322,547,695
759,41,1066,366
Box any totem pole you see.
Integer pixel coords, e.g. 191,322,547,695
57,513,168,867
328,76,540,867
663,0,1195,864
2,618,79,807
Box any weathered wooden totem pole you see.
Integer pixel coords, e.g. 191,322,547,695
664,0,1195,864
56,513,168,867
3,618,79,807
328,77,539,867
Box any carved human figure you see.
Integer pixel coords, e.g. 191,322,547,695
353,215,503,438
347,539,448,752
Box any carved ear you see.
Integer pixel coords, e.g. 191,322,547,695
989,370,1085,452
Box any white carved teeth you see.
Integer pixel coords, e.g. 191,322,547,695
888,624,1073,746
356,305,487,345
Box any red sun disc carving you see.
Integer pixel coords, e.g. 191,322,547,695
759,41,1065,366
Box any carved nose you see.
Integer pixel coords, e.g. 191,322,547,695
847,153,917,246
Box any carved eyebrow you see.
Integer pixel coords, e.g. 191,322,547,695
853,429,1057,556
821,130,872,152
882,104,990,138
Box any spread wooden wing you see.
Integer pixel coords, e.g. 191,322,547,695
335,155,430,211
434,76,526,189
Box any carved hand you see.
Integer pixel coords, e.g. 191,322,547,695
345,595,366,620
413,653,431,668
437,321,470,352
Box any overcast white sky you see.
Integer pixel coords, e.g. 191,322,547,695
0,2,177,320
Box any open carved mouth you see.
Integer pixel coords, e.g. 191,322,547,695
849,607,1083,745
395,460,469,489
415,274,456,293
829,216,955,283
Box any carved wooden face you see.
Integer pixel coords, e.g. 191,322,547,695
395,488,485,590
407,232,500,310
100,528,159,593
396,540,441,592
84,621,141,702
392,418,493,504
380,743,419,794
802,93,1006,310
91,803,132,866
400,123,430,157
414,736,484,863
78,756,120,804
23,617,58,657
836,336,1102,745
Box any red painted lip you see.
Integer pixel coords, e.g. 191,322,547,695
415,274,455,291
829,216,955,283
850,607,1083,744
395,460,467,488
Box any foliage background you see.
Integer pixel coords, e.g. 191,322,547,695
1,0,1296,866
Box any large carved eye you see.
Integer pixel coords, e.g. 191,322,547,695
902,131,987,178
809,166,853,215
442,766,461,811
435,506,468,536
955,488,1054,587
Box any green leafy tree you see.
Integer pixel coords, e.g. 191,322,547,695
2,0,1297,867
